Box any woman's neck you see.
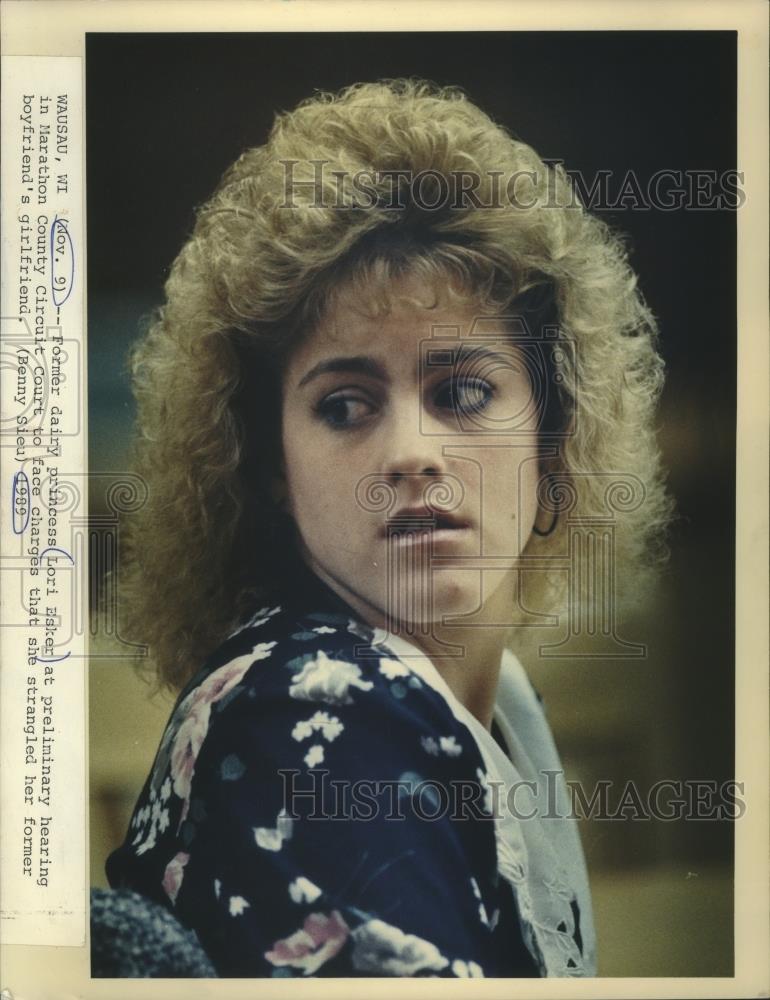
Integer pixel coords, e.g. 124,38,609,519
303,560,512,731
404,601,510,732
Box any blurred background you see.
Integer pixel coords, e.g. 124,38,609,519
86,31,736,976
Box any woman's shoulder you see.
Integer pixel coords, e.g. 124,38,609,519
109,600,498,906
175,602,466,736
147,601,490,821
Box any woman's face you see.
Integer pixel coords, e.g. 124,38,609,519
280,274,541,632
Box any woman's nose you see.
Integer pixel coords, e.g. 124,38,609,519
382,399,447,481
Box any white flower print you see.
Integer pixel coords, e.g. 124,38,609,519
160,776,171,801
254,808,294,852
451,958,484,978
350,918,450,975
135,825,157,856
292,719,314,741
312,626,336,634
228,604,281,637
439,736,462,757
229,895,250,917
214,879,221,899
291,710,344,744
304,744,325,768
421,734,462,758
379,658,409,680
288,877,323,904
251,641,278,661
157,806,170,833
254,827,283,852
289,651,373,705
247,605,282,627
316,712,344,741
476,767,494,816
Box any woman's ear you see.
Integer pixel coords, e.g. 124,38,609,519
532,456,558,538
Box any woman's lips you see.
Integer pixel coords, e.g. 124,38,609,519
388,525,472,548
382,508,472,545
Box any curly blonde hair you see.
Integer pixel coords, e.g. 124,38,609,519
123,79,673,691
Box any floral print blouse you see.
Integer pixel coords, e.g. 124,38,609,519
107,572,593,978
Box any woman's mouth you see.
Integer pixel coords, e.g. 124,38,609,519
382,507,472,545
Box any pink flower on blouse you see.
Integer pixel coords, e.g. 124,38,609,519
170,700,210,819
265,910,350,975
161,851,190,905
170,643,276,821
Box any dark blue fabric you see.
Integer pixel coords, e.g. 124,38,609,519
107,575,539,978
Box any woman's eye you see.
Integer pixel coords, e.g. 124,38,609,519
435,377,495,416
316,392,375,429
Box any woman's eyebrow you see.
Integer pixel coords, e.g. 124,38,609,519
297,355,389,389
455,344,519,367
296,345,520,389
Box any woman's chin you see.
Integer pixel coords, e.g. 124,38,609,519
382,569,481,630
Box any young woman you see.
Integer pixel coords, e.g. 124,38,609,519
106,79,672,977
